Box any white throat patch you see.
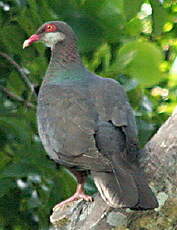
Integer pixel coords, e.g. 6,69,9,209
42,32,65,48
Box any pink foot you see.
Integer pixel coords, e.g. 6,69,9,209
53,184,93,211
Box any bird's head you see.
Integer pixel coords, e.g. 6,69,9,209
23,21,76,49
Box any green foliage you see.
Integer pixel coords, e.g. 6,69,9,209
150,0,170,35
0,0,176,229
117,40,163,86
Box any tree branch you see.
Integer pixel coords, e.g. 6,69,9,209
0,51,37,99
0,85,35,109
50,107,177,230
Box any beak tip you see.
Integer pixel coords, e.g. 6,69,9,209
23,40,29,49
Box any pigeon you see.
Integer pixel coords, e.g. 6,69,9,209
23,21,158,210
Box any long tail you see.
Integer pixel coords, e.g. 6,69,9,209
91,165,158,209
93,121,158,209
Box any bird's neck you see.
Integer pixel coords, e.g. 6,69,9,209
45,39,85,84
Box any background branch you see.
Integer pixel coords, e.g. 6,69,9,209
0,51,37,98
0,85,35,108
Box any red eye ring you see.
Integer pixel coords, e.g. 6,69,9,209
45,24,57,32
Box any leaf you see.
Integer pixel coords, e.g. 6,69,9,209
0,116,33,144
84,0,124,15
66,15,103,52
117,40,164,86
0,178,16,198
97,0,125,42
85,43,111,72
0,24,24,54
1,161,40,178
7,71,25,95
124,0,144,20
82,0,110,15
125,17,142,36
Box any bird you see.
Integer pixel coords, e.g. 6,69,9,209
23,21,158,210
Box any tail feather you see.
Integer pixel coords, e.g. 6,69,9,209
91,167,138,208
131,170,158,210
92,165,158,210
93,121,158,209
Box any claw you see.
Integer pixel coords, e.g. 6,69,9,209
53,184,93,211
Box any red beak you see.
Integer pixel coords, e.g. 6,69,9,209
23,34,40,49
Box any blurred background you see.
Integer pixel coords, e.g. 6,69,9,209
0,0,176,229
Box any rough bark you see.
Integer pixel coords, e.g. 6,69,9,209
50,107,177,230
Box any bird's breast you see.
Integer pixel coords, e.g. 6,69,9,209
37,83,99,165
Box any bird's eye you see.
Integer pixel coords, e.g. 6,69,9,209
45,24,57,32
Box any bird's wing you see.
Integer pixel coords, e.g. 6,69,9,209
38,82,111,171
89,76,139,161
108,79,139,161
89,76,157,209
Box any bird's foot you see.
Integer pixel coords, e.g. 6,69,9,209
53,184,93,211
